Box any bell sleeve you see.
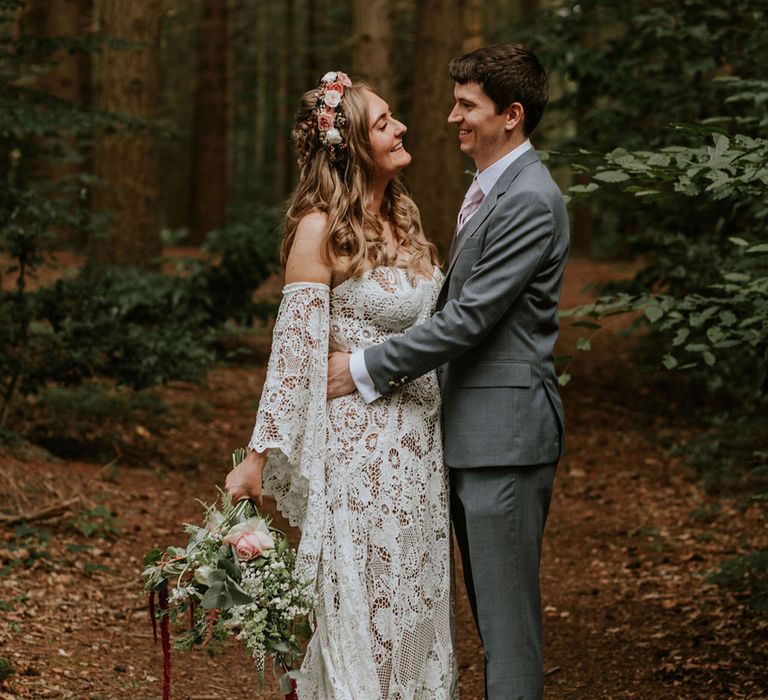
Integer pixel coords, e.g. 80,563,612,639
247,282,329,543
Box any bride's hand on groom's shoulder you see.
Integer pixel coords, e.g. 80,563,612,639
225,450,266,508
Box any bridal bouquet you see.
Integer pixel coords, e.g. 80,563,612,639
142,449,314,700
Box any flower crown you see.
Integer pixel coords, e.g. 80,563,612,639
314,70,352,165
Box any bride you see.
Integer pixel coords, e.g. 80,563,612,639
225,71,457,699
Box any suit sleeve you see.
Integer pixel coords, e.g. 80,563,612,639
363,190,556,397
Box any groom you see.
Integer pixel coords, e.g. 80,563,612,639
328,43,569,699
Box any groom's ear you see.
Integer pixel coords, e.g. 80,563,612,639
504,102,524,132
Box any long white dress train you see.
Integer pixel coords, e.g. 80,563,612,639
249,266,457,700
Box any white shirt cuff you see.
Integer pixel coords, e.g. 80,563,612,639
349,350,381,403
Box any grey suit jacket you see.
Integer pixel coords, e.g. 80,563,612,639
364,148,570,468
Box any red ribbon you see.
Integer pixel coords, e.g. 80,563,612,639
159,587,171,700
284,678,299,700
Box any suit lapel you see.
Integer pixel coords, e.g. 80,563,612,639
443,148,541,281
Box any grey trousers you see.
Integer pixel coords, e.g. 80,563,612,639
451,463,557,700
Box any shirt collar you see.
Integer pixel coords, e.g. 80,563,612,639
475,139,533,196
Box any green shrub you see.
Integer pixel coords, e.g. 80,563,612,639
195,208,282,325
708,551,768,612
0,656,13,683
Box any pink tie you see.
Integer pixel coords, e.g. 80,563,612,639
457,177,484,232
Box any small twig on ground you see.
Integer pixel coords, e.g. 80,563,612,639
95,456,121,481
0,495,81,527
0,467,31,512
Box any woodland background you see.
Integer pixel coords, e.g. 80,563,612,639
0,0,766,698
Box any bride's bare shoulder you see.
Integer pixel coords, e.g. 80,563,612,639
285,211,332,286
295,210,328,239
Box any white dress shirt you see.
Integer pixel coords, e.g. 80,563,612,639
349,139,533,403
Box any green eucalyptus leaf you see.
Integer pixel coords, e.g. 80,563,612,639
201,581,230,610
226,579,252,607
144,549,163,567
706,326,725,343
662,355,678,369
217,555,242,582
593,170,631,183
644,305,664,323
569,183,599,194
672,328,690,346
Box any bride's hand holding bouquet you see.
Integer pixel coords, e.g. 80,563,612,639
224,448,266,508
142,449,313,700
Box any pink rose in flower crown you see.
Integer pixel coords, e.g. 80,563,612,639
317,111,335,132
335,71,352,87
222,517,275,561
323,89,342,108
327,81,344,96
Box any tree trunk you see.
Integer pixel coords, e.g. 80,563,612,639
274,0,294,202
90,0,162,265
571,4,597,256
406,0,466,263
188,0,232,243
253,0,268,180
229,0,260,212
24,0,92,104
23,0,92,248
157,0,202,235
489,0,540,31
352,0,393,100
462,0,483,53
304,0,318,87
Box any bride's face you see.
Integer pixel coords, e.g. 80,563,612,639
365,89,411,180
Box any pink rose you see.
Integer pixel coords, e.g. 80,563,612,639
323,89,342,108
327,81,344,96
336,71,352,87
317,111,335,132
222,518,275,561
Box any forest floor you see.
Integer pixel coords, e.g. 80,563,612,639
1,257,766,700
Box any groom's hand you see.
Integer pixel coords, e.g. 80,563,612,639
327,351,356,398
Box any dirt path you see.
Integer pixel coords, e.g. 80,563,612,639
1,258,766,699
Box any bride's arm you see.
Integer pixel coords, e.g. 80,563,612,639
283,211,333,287
225,213,332,508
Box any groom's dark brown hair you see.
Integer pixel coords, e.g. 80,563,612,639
449,43,549,136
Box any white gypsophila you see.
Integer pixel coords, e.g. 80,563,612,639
323,90,342,108
169,585,196,605
236,607,268,653
321,71,337,83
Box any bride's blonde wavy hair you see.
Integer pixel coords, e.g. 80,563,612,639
282,82,438,281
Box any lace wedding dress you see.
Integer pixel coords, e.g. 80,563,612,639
249,266,457,699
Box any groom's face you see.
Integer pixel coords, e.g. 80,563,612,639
448,81,511,172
